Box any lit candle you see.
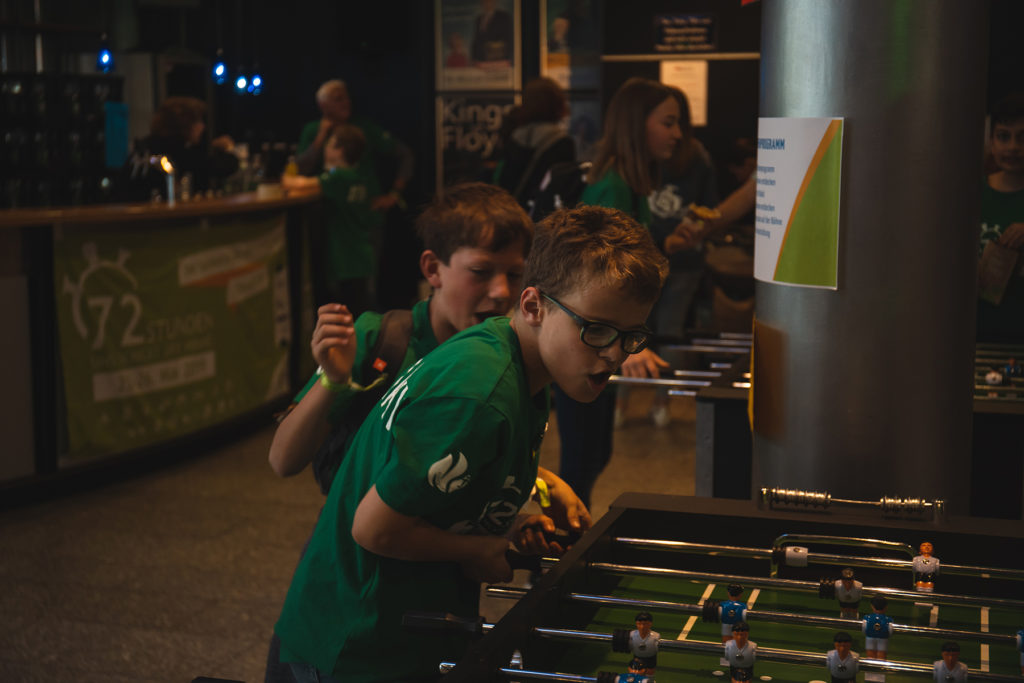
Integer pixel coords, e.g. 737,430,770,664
160,156,175,206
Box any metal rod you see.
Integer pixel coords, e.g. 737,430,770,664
440,661,597,682
590,562,1024,611
659,344,751,354
527,627,1021,681
609,375,711,388
672,369,722,377
611,535,1024,582
562,593,1015,645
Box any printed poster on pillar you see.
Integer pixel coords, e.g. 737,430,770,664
53,214,292,461
436,0,520,91
754,117,844,289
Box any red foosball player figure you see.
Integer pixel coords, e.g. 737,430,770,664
724,621,756,683
933,641,969,682
913,541,940,593
627,611,660,676
835,568,863,619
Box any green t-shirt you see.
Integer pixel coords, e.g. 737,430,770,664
297,115,397,178
275,317,550,681
293,298,438,426
581,167,652,226
318,165,383,282
978,179,1024,342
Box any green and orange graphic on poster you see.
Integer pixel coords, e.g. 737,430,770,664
753,117,844,289
53,212,292,462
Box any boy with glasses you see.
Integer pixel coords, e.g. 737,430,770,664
273,205,667,682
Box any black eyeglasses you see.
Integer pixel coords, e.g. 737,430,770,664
541,293,652,354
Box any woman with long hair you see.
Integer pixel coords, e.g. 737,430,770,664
554,77,682,508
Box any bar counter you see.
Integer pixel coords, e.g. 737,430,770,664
0,190,322,496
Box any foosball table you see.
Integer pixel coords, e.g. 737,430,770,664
431,493,1024,682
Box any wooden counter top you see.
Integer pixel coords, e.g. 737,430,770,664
0,189,322,229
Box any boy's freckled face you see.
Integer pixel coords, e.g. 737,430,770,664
539,279,652,403
991,121,1024,173
435,242,526,335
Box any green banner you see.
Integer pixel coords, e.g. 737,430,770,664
53,212,291,462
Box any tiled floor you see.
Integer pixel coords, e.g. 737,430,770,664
0,387,695,683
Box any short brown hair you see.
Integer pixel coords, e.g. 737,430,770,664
327,124,367,166
416,183,533,263
524,205,667,304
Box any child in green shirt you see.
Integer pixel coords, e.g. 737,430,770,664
274,205,668,682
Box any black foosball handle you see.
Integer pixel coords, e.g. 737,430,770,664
401,611,484,636
702,598,721,622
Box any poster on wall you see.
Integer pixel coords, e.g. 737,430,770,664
436,93,516,191
436,0,520,91
540,0,602,90
659,59,708,127
53,214,292,461
753,116,844,289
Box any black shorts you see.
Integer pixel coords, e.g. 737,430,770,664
915,572,936,583
838,600,859,609
832,677,855,683
630,655,657,669
730,666,753,681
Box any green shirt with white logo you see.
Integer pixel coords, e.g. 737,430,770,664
275,317,549,681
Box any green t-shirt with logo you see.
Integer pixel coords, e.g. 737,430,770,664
318,164,383,282
275,317,549,681
978,179,1024,342
582,167,652,226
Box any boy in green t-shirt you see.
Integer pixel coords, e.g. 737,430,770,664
268,182,561,493
274,205,668,682
284,123,383,315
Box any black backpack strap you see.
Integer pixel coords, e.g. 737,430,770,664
311,308,414,494
362,309,414,386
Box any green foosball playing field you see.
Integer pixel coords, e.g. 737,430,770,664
443,494,1024,682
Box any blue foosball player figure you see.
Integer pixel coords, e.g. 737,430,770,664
719,583,748,643
933,641,969,682
863,596,894,660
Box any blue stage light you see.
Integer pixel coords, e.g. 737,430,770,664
96,34,114,73
235,74,248,92
212,50,228,85
249,73,263,95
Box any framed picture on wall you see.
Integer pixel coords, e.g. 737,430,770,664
436,0,521,91
540,0,602,91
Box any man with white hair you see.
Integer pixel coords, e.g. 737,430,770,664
296,79,413,212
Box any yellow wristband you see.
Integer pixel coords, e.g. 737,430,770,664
535,478,551,508
319,373,347,393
